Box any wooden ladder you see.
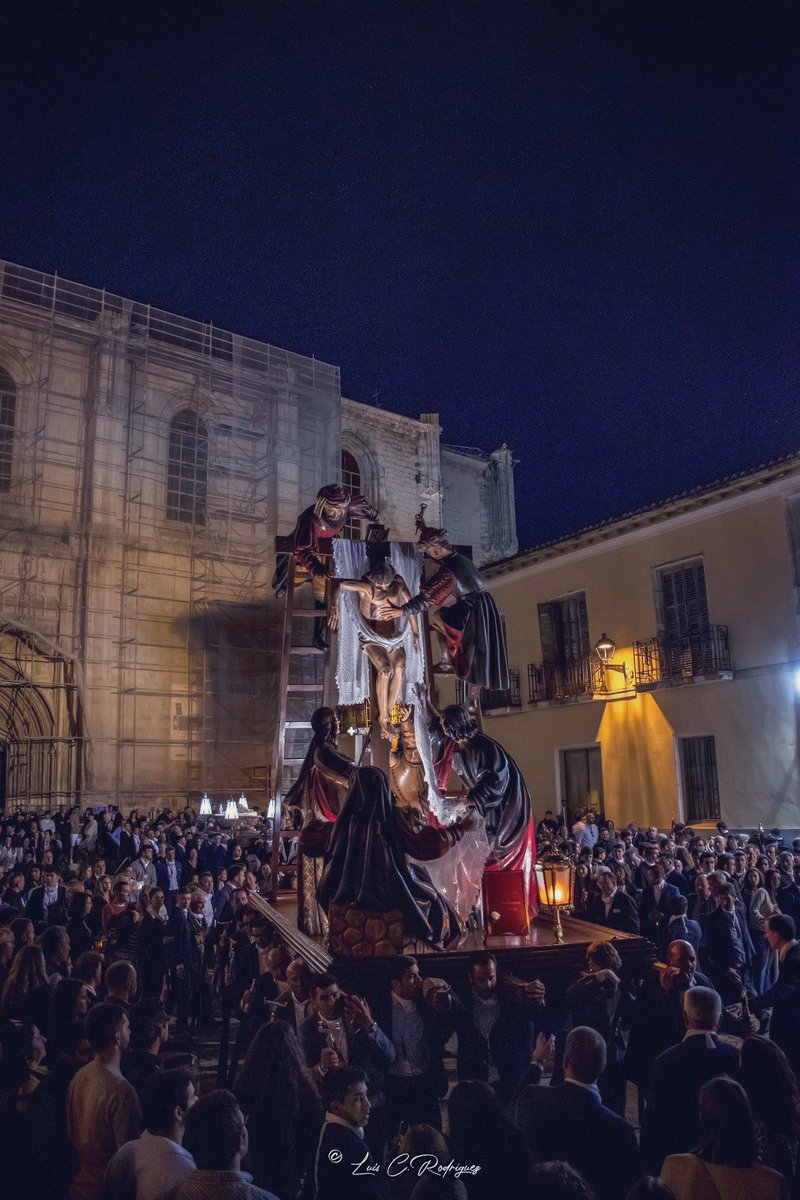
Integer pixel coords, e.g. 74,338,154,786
268,537,335,902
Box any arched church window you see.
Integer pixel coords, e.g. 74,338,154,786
0,368,17,493
340,448,362,539
167,410,208,525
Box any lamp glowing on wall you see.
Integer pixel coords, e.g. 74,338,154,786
534,846,575,945
594,633,634,689
199,794,212,816
224,798,238,820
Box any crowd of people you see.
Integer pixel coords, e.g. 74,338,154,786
1,802,800,1200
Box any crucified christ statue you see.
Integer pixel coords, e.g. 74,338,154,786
330,559,419,739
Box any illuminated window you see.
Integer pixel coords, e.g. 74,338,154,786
0,368,16,493
167,410,208,525
340,448,362,539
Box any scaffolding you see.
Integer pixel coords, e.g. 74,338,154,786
0,260,340,811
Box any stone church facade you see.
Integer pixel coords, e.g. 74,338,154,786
0,261,516,812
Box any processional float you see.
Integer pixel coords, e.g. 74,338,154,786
269,483,537,957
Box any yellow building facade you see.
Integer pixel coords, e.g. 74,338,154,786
483,457,800,831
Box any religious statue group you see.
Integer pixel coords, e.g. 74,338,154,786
275,483,536,954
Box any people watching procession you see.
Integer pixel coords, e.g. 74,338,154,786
2,798,800,1199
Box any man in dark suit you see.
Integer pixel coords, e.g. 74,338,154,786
753,912,800,1075
522,1025,641,1200
155,846,181,913
640,985,739,1174
624,940,749,1096
315,1067,384,1200
702,882,753,1001
661,852,691,896
586,867,640,935
25,867,68,927
165,886,202,1034
299,973,395,1083
373,955,454,1134
451,950,544,1103
638,864,680,954
300,972,394,1158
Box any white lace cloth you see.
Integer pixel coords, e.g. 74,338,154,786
333,538,489,920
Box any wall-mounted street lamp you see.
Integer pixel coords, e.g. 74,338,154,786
594,633,634,689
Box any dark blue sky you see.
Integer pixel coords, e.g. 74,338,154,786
1,0,797,547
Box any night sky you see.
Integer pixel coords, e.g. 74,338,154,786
1,1,797,549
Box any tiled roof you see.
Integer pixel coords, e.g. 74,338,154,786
487,449,800,572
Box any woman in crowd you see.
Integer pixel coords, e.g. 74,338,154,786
741,1036,800,1196
24,1018,90,1200
181,846,199,885
14,1018,48,1113
24,863,42,895
661,1076,789,1200
66,892,95,962
572,861,594,917
0,944,50,1025
90,872,111,919
742,866,765,911
391,1125,467,1200
750,869,783,991
234,1018,323,1200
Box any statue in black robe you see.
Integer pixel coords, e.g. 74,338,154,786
432,704,537,904
301,763,472,949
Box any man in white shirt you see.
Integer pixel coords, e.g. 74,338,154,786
273,958,313,1033
67,1003,141,1200
196,872,216,928
380,955,449,1132
106,1068,197,1200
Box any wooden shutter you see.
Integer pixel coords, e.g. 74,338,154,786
661,562,709,640
538,603,558,664
577,593,590,656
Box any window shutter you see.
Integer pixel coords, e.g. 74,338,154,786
660,562,709,640
684,563,709,634
538,603,558,664
577,593,590,656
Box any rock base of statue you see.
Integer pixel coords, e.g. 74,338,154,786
328,903,405,957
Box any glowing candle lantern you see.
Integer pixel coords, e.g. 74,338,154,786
534,847,575,945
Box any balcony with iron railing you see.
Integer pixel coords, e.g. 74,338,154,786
527,654,605,704
481,669,521,711
633,625,732,688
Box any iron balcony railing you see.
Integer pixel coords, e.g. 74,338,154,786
481,669,521,711
633,625,732,686
527,654,605,704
